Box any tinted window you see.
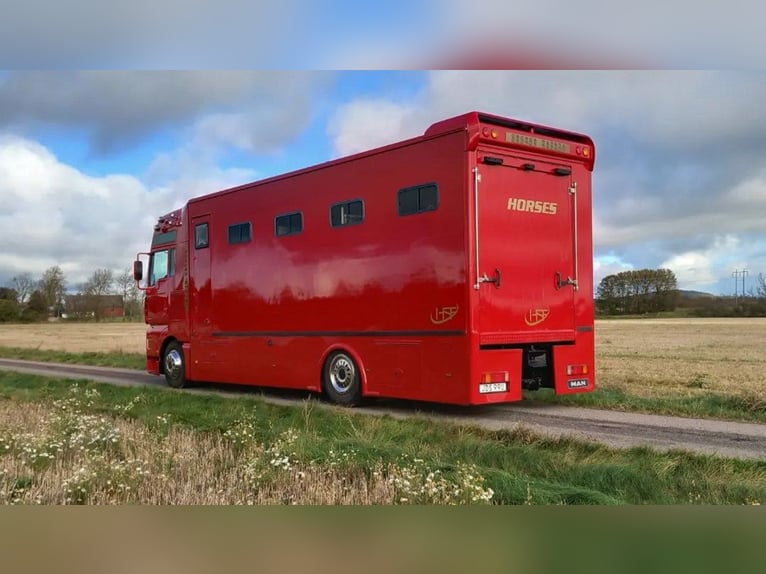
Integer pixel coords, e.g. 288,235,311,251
152,230,177,247
228,222,251,244
331,200,364,227
397,183,438,216
275,212,303,237
195,223,209,249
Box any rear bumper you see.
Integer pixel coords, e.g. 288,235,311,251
552,333,595,395
471,329,595,402
469,348,524,404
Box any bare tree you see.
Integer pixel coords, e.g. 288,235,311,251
39,266,67,316
756,273,766,298
115,268,142,320
12,272,35,304
83,268,115,321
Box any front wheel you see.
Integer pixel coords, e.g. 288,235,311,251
163,341,188,389
323,351,362,406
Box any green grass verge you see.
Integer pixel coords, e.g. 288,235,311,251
1,346,763,424
0,346,145,370
525,388,766,424
0,371,763,505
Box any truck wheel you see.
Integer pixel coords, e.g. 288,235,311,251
163,341,187,389
323,351,362,406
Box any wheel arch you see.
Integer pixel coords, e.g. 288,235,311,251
319,343,368,397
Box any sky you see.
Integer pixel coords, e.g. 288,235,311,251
1,1,765,296
1,70,765,296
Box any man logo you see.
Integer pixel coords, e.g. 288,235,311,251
524,308,550,326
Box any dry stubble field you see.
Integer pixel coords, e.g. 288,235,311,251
0,322,147,354
0,318,764,400
596,318,766,400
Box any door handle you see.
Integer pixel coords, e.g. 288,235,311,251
555,271,577,290
479,268,502,288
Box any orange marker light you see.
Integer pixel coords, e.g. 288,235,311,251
582,147,590,157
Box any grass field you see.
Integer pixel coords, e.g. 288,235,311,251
1,320,764,505
1,373,763,505
0,318,764,413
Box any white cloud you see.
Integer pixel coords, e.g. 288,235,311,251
659,235,757,291
0,136,254,288
0,71,332,155
593,256,634,292
327,100,421,157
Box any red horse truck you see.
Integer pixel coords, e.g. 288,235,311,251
134,111,596,406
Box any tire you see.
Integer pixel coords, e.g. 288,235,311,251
323,351,362,406
162,341,188,389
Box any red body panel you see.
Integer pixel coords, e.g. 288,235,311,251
140,111,595,405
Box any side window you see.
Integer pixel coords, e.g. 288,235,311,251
195,223,209,249
330,200,364,227
149,248,175,286
275,212,303,237
228,222,251,245
397,183,438,216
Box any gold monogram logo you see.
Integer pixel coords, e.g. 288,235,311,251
524,308,550,326
431,305,459,325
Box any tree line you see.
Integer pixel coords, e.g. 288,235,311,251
681,272,766,317
596,268,679,315
597,268,766,317
0,266,143,323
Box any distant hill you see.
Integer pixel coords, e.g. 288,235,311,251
678,289,715,299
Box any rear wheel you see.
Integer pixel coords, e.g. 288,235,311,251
323,351,362,406
163,341,187,389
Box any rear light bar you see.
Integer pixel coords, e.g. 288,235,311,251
481,371,509,383
566,364,589,376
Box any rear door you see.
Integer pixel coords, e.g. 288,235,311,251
475,150,578,344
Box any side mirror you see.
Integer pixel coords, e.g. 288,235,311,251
133,260,144,282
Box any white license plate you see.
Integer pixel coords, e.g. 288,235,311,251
479,382,507,394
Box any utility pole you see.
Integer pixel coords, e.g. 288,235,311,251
732,269,748,302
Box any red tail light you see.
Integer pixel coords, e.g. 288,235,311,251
567,364,589,376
